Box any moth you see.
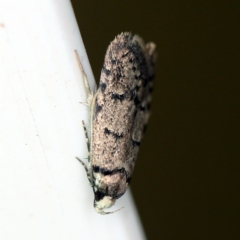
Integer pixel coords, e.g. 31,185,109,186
76,32,156,214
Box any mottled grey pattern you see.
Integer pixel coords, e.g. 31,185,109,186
89,32,157,214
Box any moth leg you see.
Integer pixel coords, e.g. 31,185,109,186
76,120,93,185
76,157,88,174
81,120,90,154
74,50,94,105
75,51,95,185
76,157,92,185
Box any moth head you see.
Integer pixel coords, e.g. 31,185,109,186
93,190,123,215
94,195,116,215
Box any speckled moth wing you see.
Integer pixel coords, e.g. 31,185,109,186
91,32,157,211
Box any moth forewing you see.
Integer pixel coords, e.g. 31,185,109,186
76,32,156,215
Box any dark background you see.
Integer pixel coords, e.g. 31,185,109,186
71,1,239,239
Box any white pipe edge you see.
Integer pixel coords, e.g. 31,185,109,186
0,1,146,240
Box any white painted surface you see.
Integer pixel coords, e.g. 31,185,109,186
0,1,146,239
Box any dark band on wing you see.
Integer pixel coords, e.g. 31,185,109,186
132,139,141,147
104,127,124,139
102,65,111,76
95,103,102,115
100,82,107,92
111,93,126,101
93,165,131,183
